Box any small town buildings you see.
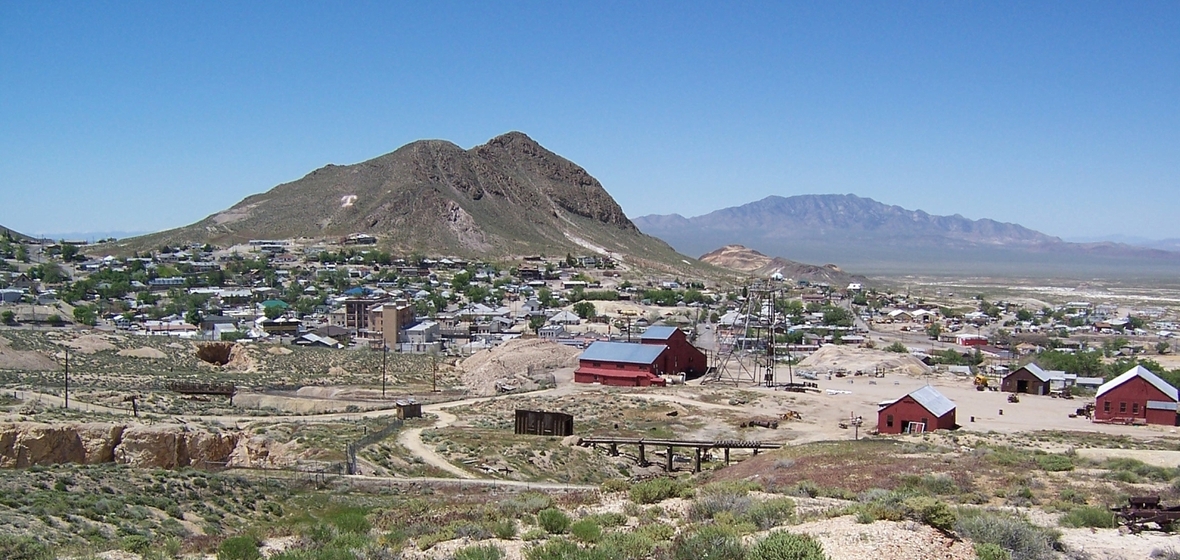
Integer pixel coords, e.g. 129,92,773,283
640,325,707,378
1094,365,1179,426
877,385,957,434
574,342,668,387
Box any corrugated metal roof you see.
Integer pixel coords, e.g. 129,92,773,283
907,385,956,417
579,341,665,364
640,326,679,341
1097,365,1179,401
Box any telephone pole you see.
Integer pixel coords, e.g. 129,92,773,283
63,347,69,409
381,344,388,398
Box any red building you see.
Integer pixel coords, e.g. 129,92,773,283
877,385,957,434
640,326,708,379
574,342,668,386
1094,365,1179,426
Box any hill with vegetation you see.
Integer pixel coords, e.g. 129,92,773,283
699,244,869,286
110,132,704,274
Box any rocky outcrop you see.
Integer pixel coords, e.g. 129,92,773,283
0,422,247,470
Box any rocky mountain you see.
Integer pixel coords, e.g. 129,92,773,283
113,132,699,273
0,225,30,242
699,245,869,286
635,194,1180,276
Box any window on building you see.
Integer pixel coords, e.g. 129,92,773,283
1120,402,1127,413
616,364,625,369
1132,403,1139,414
886,414,893,428
922,417,929,426
1103,400,1110,413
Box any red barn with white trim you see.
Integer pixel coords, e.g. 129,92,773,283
574,342,668,387
640,326,708,379
1094,365,1179,426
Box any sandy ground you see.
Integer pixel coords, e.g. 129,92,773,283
1074,448,1180,469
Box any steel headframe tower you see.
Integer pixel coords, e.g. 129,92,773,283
708,277,789,387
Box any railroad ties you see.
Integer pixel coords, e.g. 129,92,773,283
576,436,784,473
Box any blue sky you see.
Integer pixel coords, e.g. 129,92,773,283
2,2,1178,240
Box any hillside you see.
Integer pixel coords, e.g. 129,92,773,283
635,194,1180,276
108,132,705,274
0,225,31,242
699,244,869,286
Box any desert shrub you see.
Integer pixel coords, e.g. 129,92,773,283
1151,547,1180,560
1102,458,1178,482
744,498,796,530
584,512,628,528
598,531,660,559
455,544,506,560
217,535,262,560
502,493,554,517
525,537,581,560
330,509,372,534
690,488,753,521
783,481,819,498
884,342,909,353
0,535,51,560
538,508,572,534
601,479,630,493
898,474,959,496
635,522,675,542
455,522,493,541
489,518,517,540
570,519,603,543
417,528,455,550
904,497,957,532
630,478,687,504
748,530,827,560
955,510,1059,560
975,543,1011,560
670,524,745,560
521,528,547,541
1057,488,1086,505
121,535,152,554
1035,454,1074,472
1059,506,1116,529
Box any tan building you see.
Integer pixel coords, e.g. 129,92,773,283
369,300,416,347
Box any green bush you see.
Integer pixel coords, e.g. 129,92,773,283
744,498,796,530
330,509,372,534
1035,454,1074,472
538,508,572,534
489,518,518,539
570,519,603,543
974,543,1011,560
898,474,959,495
670,524,745,560
690,489,753,521
634,522,675,542
455,544,506,560
748,530,827,560
629,478,687,504
217,535,262,560
502,493,555,517
598,531,660,559
903,497,957,532
1059,506,1117,529
121,535,152,554
525,537,582,560
955,510,1059,560
601,479,630,493
584,512,628,528
521,528,547,541
0,535,51,560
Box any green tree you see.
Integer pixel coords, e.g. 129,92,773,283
884,342,909,353
16,244,29,263
60,243,79,262
1156,341,1171,355
926,322,942,340
529,315,547,334
572,301,596,320
72,304,98,326
821,306,852,327
185,309,203,326
264,305,285,320
1,310,14,325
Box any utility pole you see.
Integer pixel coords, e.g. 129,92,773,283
63,347,69,409
381,343,388,398
432,354,438,393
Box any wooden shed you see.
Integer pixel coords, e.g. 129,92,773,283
514,409,574,436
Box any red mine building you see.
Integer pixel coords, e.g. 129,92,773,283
640,326,708,379
877,385,957,434
1094,365,1179,426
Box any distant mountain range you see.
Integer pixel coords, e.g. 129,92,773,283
634,194,1180,276
698,245,869,286
108,133,705,274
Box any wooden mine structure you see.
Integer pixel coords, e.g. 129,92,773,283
577,436,783,473
515,409,574,436
167,381,236,404
1112,496,1180,533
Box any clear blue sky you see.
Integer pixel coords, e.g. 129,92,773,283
2,2,1177,240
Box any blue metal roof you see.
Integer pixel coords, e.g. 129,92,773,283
640,326,679,341
579,342,666,365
